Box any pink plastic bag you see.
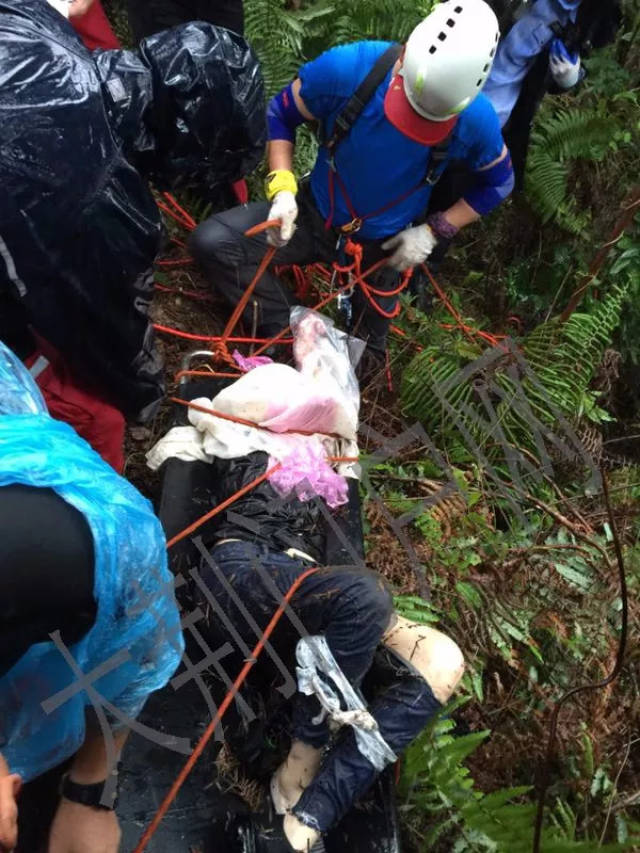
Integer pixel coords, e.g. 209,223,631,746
233,350,273,372
269,444,349,508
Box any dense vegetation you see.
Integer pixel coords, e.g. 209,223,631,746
108,0,640,848
241,1,640,847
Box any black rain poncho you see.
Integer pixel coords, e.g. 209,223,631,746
0,1,265,418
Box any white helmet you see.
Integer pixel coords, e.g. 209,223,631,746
385,0,500,144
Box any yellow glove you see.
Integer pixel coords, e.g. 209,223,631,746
265,169,298,202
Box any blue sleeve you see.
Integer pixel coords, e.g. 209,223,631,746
459,95,506,171
464,152,515,215
299,42,381,119
267,83,306,142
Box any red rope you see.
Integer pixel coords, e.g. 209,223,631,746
132,564,318,853
220,224,277,344
171,396,342,440
162,192,197,230
154,283,213,302
165,463,283,548
153,324,293,346
156,259,194,268
422,265,505,351
174,369,243,383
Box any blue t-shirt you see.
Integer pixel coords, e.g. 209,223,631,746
300,41,505,240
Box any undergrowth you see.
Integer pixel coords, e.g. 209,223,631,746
104,0,640,848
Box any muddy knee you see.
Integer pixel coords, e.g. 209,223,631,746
383,615,464,704
188,216,236,268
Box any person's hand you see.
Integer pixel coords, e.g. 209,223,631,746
0,755,21,853
68,0,95,18
266,191,298,248
47,799,121,853
381,224,438,271
549,38,581,89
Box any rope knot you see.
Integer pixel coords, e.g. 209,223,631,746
344,238,363,266
212,340,237,369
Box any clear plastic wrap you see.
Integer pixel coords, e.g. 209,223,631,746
148,309,361,507
296,636,397,772
0,343,46,415
291,307,365,433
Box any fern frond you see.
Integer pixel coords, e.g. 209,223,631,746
525,150,568,223
400,286,628,468
525,108,617,231
531,109,612,162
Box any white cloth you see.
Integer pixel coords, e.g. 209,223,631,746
146,310,362,506
381,224,438,271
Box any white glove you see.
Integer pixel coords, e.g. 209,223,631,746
381,224,438,271
549,38,581,90
267,191,298,248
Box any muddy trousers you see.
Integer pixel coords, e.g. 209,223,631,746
188,184,403,355
200,541,441,832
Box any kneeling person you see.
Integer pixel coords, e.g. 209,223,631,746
190,0,514,364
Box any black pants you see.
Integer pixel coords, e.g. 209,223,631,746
0,485,96,678
126,0,244,40
188,184,403,354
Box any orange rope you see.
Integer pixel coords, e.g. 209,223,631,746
154,324,293,345
162,192,197,231
165,463,283,548
252,253,393,357
156,258,194,268
155,283,213,301
171,396,342,440
422,265,505,351
245,218,281,238
174,369,243,383
220,239,276,342
132,564,319,853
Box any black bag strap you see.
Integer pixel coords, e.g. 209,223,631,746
325,43,402,160
425,134,453,186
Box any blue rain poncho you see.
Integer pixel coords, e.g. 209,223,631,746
0,342,184,781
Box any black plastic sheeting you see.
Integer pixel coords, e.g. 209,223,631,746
0,2,265,418
95,22,265,191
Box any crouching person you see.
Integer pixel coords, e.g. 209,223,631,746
195,451,464,852
0,342,183,853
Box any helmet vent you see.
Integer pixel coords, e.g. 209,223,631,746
454,5,463,11
446,18,456,27
490,47,496,57
429,45,437,54
483,62,490,72
438,31,447,41
476,79,482,87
